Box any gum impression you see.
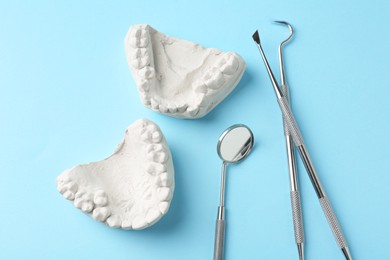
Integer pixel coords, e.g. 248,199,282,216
125,24,246,119
56,119,174,230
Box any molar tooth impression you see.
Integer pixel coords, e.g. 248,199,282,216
125,24,246,119
56,119,175,230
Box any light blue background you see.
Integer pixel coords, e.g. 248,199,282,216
1,0,389,259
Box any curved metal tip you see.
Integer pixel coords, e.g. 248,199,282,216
274,20,294,46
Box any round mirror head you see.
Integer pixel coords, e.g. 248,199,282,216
217,124,254,163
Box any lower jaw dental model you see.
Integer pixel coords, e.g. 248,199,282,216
125,24,246,119
57,119,174,230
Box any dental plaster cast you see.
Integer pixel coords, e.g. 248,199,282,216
57,119,174,230
125,24,246,119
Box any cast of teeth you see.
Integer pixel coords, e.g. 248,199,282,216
58,24,246,231
126,25,155,106
125,24,246,119
194,52,240,97
57,119,174,230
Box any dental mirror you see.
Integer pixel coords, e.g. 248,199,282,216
214,124,254,260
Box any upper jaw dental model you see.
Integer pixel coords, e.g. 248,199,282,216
125,24,246,119
56,119,174,230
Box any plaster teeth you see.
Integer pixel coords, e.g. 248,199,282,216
158,152,168,163
146,163,167,175
147,151,168,163
192,79,208,94
131,48,151,70
63,190,75,200
57,185,67,194
146,124,157,132
146,208,162,224
151,131,162,143
73,192,95,212
150,98,159,110
131,55,151,69
141,131,152,142
74,198,83,208
186,106,200,117
58,180,78,195
137,79,151,92
147,144,164,153
132,216,148,230
204,67,225,89
92,207,111,222
56,119,174,230
158,202,169,214
93,190,108,207
158,104,169,113
81,201,94,213
75,190,86,199
129,28,149,48
57,175,70,184
219,53,239,75
138,66,155,79
132,48,147,59
121,220,132,230
106,215,121,228
141,124,160,143
193,93,208,107
141,97,151,106
139,92,151,106
177,104,188,113
158,187,171,201
159,172,172,187
168,106,177,113
125,24,246,119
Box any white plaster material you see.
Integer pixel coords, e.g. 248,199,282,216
125,24,246,119
57,119,174,230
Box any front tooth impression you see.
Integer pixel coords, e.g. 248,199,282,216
125,24,246,119
56,119,175,230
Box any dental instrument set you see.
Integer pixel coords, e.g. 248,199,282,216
56,21,353,260
252,22,352,260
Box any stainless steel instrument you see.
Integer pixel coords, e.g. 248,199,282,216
252,22,352,260
214,124,254,260
275,21,305,260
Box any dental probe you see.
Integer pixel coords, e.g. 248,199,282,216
275,21,305,260
252,28,352,260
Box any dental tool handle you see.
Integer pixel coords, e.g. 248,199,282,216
290,191,305,245
279,96,351,256
297,145,352,259
214,206,225,260
282,84,292,136
281,85,300,195
320,197,351,258
283,85,305,260
278,96,325,197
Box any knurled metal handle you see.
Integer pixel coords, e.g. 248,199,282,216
281,84,291,137
290,190,305,244
319,196,348,249
213,218,225,260
278,96,304,147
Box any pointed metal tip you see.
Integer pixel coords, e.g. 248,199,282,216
342,247,352,260
274,20,287,25
252,30,260,44
297,243,304,260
